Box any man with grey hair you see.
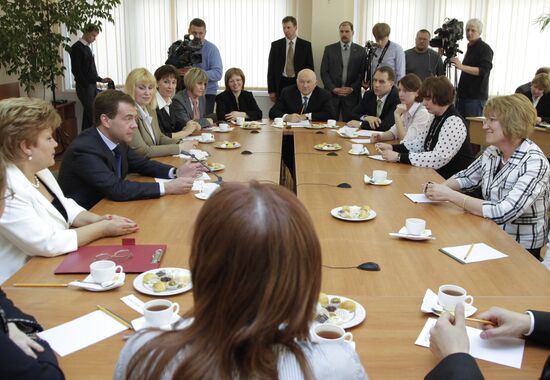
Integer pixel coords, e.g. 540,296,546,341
450,18,493,118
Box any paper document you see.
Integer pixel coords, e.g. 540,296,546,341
439,243,508,264
37,310,128,356
356,130,382,137
121,294,146,315
404,193,441,203
350,139,371,144
415,318,525,368
367,155,385,161
287,121,311,128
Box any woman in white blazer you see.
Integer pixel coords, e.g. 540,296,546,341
0,98,139,284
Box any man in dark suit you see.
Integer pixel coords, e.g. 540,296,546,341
269,69,335,122
58,90,205,210
70,24,112,131
267,16,314,103
348,66,399,131
520,73,550,124
426,303,550,379
320,21,366,122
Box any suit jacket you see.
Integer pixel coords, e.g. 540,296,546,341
215,90,262,121
69,40,101,85
172,90,210,130
269,85,335,121
267,37,314,95
320,42,366,101
129,109,180,158
0,289,64,379
0,165,84,284
521,90,550,123
156,104,177,137
58,128,174,210
425,310,550,380
351,86,400,131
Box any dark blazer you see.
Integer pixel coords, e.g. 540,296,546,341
58,128,174,210
215,90,262,121
351,86,400,131
0,288,64,380
172,90,210,130
156,104,177,137
521,90,550,123
320,42,366,99
69,40,101,85
269,85,335,121
267,37,314,95
425,310,550,380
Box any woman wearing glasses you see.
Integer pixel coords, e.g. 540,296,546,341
0,98,139,284
424,94,550,260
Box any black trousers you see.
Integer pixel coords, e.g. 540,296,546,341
76,83,97,131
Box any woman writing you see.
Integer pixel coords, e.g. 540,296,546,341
371,73,429,143
0,98,138,284
172,68,214,131
376,76,474,179
115,182,366,379
215,68,262,122
125,68,197,158
424,94,549,260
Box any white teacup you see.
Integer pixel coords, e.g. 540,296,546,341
372,170,387,183
327,119,337,127
200,183,219,197
90,260,123,283
351,144,363,154
274,117,284,126
312,323,353,343
219,123,229,131
405,218,426,235
143,299,180,328
201,132,214,142
235,116,245,125
438,284,474,311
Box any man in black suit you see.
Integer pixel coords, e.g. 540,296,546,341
426,303,550,379
320,21,366,122
269,69,335,122
70,24,112,131
348,66,399,131
267,16,314,102
58,90,205,210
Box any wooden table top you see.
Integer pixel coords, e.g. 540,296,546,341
4,124,550,379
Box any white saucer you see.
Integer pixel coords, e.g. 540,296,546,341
388,227,435,241
363,175,392,185
348,148,369,156
131,314,182,331
194,192,213,200
420,289,477,317
367,155,385,161
198,138,215,143
68,273,125,292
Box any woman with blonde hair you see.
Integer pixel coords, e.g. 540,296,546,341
172,67,214,131
125,68,197,158
425,94,549,260
0,98,138,284
115,182,366,379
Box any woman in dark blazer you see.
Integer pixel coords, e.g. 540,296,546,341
215,68,262,122
521,73,550,124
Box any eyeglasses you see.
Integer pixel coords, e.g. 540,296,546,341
483,117,498,124
1,188,14,201
95,249,134,264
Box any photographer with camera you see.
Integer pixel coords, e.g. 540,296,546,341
166,18,222,115
450,19,493,118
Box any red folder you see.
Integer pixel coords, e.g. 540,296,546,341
54,239,166,274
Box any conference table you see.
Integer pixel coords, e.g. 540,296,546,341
5,123,550,379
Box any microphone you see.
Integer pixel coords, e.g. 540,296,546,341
180,150,223,184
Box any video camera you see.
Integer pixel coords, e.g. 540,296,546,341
364,40,378,57
429,18,464,65
166,34,203,69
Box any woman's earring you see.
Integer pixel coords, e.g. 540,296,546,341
28,155,32,161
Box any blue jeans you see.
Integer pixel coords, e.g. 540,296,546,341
456,98,486,118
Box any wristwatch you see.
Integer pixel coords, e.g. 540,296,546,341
396,153,401,162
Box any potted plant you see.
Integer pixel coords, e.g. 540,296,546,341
0,0,120,103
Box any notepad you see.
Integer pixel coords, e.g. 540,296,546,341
37,310,128,356
356,130,382,137
350,138,371,144
404,193,441,203
439,243,508,264
415,318,525,368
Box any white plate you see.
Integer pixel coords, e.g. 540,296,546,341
214,141,241,149
317,295,366,329
363,175,392,185
314,144,342,151
337,131,359,138
388,227,435,241
69,273,125,292
133,268,192,296
348,148,369,156
198,138,215,143
330,207,376,222
211,127,234,132
194,192,213,200
304,124,326,129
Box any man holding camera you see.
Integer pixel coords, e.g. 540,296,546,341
364,23,405,89
450,18,493,118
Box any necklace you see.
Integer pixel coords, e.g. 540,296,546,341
32,175,40,188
